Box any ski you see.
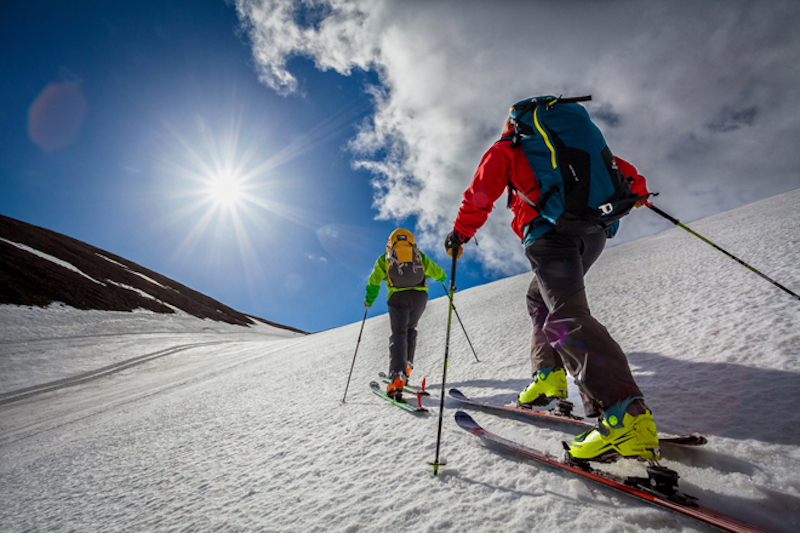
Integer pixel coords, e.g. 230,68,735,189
449,388,706,447
455,411,768,533
378,372,430,396
370,381,428,413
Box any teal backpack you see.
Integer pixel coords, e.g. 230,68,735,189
504,95,645,238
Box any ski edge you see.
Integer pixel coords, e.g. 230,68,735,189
454,411,769,533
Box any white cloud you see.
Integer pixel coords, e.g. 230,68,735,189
234,0,800,276
305,253,328,264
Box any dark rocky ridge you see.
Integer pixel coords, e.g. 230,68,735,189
0,214,306,334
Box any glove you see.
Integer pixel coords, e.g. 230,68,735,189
364,299,373,308
635,180,649,208
444,230,469,259
437,274,447,282
628,174,650,208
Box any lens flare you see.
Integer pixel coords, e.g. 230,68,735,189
28,82,87,152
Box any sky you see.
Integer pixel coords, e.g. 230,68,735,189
2,1,799,333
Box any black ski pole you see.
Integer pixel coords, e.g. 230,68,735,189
646,202,800,301
342,307,369,403
440,280,480,363
431,248,459,476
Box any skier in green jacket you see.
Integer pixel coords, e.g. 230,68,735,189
365,228,446,401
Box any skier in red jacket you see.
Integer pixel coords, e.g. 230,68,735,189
445,114,660,463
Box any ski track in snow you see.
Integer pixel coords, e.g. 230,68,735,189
1,190,799,532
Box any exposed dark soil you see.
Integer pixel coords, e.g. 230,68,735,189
0,214,305,334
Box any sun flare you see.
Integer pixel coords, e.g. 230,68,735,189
206,172,244,208
162,108,318,280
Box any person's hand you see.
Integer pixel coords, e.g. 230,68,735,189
437,274,447,283
635,193,652,208
364,299,372,307
444,230,469,258
630,175,650,208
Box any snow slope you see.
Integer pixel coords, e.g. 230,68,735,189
1,190,799,532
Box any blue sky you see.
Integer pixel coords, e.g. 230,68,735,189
0,1,479,332
3,1,799,333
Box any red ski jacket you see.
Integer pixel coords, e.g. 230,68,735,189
453,133,648,242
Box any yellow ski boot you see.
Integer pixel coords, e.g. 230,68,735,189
518,368,568,408
568,397,661,463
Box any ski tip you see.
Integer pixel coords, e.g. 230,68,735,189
661,434,708,447
449,388,467,400
454,410,481,431
683,434,708,446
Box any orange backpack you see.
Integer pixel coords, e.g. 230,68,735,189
386,229,425,288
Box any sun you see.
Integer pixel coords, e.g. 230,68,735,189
206,172,245,208
161,107,321,280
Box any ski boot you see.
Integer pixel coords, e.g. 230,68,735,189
518,367,569,408
386,372,405,402
567,397,661,464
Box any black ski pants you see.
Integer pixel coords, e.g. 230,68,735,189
387,289,428,378
525,231,643,417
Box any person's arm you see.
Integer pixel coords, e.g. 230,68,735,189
364,254,387,306
420,252,446,282
453,144,513,239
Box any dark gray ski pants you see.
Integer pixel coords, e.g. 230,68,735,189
526,231,643,416
387,289,428,377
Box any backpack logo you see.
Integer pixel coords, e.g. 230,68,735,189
506,95,643,235
386,231,425,288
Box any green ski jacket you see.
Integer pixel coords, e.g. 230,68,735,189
364,252,446,307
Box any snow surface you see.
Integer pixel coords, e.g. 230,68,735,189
1,190,799,532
